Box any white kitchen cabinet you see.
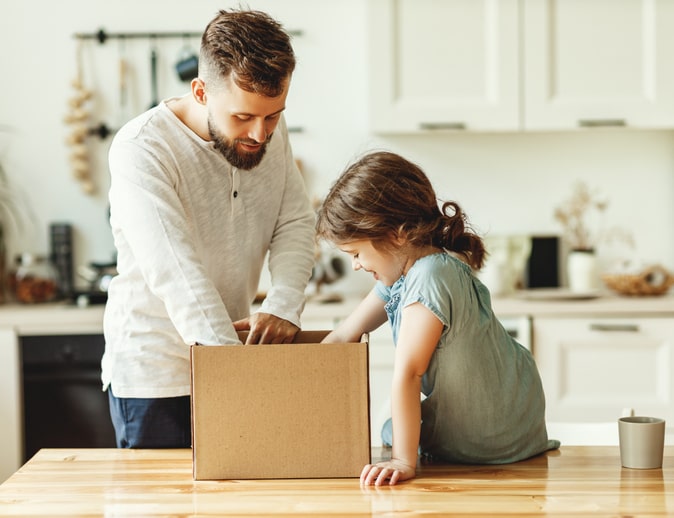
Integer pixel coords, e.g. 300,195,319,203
367,326,395,447
533,316,674,424
367,0,520,132
368,0,674,133
524,0,674,130
0,328,21,484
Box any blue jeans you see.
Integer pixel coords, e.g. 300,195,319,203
107,387,191,448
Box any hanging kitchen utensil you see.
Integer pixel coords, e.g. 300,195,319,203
149,42,159,108
175,37,199,82
118,36,130,123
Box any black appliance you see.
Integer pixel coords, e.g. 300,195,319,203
20,334,116,461
525,235,560,288
49,222,74,298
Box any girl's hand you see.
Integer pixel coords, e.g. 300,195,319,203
360,459,416,486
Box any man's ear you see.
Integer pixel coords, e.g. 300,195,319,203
192,78,207,105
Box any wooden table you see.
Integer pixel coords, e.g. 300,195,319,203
0,446,672,516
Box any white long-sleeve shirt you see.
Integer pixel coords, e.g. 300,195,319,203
102,99,315,398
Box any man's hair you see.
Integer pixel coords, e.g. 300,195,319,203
199,9,296,97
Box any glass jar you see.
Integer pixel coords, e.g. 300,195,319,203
14,253,58,303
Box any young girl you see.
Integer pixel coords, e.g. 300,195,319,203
316,151,559,486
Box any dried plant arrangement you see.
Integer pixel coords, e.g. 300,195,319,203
554,181,633,251
0,160,22,237
0,152,25,302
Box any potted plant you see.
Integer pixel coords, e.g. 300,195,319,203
553,181,608,252
0,148,24,303
553,181,622,292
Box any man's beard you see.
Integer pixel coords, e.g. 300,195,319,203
208,117,271,170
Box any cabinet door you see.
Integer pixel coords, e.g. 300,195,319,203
367,0,520,133
524,0,674,130
534,317,674,423
0,328,21,482
368,326,395,447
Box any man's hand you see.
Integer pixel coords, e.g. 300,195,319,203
232,312,299,344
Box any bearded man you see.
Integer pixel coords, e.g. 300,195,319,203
102,9,315,448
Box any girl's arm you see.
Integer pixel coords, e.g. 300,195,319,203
320,288,388,343
360,302,443,486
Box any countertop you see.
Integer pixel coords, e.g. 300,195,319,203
0,302,104,334
491,290,674,317
2,290,674,334
0,446,672,516
302,290,674,319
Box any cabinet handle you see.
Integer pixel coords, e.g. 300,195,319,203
590,323,639,332
578,119,626,128
419,122,466,131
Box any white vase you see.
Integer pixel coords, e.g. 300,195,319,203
567,249,598,292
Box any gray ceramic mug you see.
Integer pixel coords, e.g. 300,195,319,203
618,416,666,469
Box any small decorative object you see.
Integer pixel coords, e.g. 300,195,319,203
64,40,95,195
13,253,58,303
553,181,608,252
602,263,674,296
554,181,633,292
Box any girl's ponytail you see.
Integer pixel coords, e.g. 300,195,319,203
435,201,486,271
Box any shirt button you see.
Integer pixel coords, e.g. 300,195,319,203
233,191,238,198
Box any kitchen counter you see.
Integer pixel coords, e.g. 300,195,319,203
0,446,672,516
491,290,674,317
0,290,673,331
0,301,105,334
302,290,674,322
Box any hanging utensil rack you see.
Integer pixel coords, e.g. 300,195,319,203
73,28,302,44
71,27,305,136
73,29,202,44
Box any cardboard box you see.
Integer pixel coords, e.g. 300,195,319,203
190,330,371,480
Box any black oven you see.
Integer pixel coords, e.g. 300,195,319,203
20,334,116,461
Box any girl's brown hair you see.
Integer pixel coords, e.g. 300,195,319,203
316,151,486,270
199,9,295,97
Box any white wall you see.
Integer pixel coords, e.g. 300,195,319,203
1,0,673,292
